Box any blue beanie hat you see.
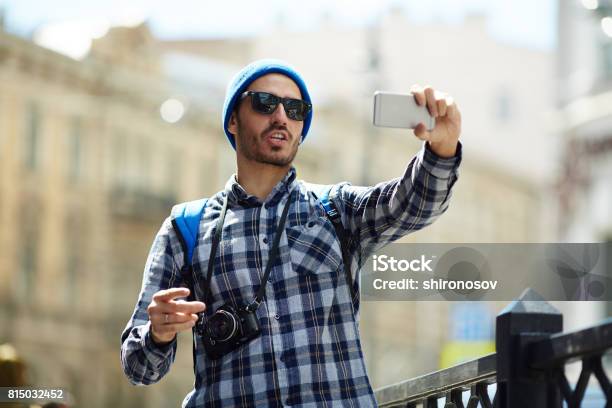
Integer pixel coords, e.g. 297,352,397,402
222,59,313,150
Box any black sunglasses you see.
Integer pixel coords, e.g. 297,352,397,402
240,91,311,121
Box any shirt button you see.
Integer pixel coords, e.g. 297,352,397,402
262,237,268,244
307,221,315,228
274,314,280,320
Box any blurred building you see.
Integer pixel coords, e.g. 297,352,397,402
0,23,230,407
0,10,557,407
557,0,612,243
556,0,612,327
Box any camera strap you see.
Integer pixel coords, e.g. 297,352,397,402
202,192,229,305
247,194,292,312
204,191,292,311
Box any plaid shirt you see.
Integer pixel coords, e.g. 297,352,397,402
121,142,462,407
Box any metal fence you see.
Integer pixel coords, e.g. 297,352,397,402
374,289,612,408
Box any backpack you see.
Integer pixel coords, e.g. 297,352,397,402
169,186,357,303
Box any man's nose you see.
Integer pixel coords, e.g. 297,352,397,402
270,102,289,125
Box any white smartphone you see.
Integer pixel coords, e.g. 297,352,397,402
373,91,436,131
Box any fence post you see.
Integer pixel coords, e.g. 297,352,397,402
496,288,563,408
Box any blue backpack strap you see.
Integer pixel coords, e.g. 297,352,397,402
319,186,358,303
170,198,207,376
319,187,340,219
171,198,208,267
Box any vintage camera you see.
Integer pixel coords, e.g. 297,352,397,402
198,303,261,360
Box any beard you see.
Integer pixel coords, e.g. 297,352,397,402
235,120,299,167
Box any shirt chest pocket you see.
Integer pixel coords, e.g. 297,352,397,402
285,216,343,277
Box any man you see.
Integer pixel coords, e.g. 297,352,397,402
121,59,462,407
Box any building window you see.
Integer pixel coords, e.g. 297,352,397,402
0,96,3,155
166,147,180,197
67,118,83,184
18,202,40,300
495,91,513,123
602,41,612,81
65,244,78,306
19,232,37,298
64,213,82,306
112,133,127,188
200,159,213,195
24,102,41,170
138,138,151,190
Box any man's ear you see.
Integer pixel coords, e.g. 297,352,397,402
228,111,239,136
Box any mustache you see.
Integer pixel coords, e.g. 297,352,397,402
261,124,293,140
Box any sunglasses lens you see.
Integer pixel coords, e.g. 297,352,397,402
247,92,310,121
252,92,278,114
284,99,308,121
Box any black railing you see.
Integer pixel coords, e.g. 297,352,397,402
374,289,612,407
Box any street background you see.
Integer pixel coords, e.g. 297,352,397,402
0,0,610,406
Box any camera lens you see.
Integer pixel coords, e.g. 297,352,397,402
207,310,238,342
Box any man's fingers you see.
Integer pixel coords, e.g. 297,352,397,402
151,312,198,338
423,86,438,117
155,312,198,325
412,85,452,119
164,300,206,314
413,123,430,141
411,85,426,107
446,97,460,121
154,320,196,335
152,287,190,303
437,98,447,117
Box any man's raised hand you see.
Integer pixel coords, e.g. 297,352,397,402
410,84,461,158
147,288,206,345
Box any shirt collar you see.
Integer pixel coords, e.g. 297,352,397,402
224,167,297,208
